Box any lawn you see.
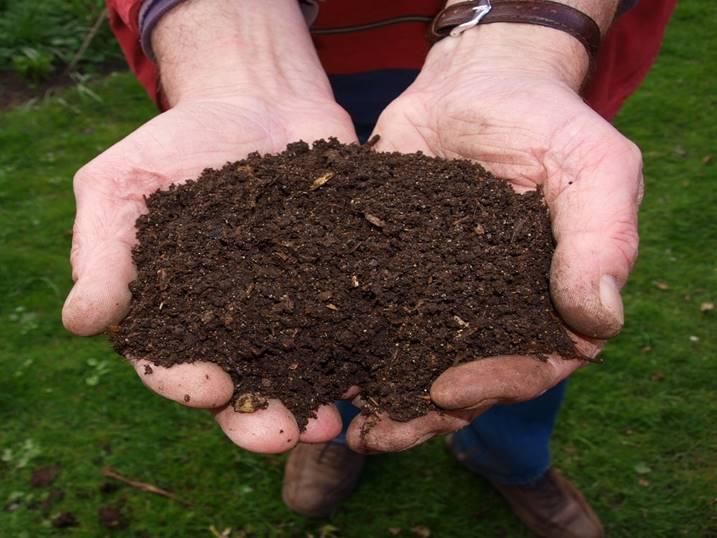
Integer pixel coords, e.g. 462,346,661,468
0,1,715,537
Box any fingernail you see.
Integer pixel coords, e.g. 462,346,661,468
599,275,624,329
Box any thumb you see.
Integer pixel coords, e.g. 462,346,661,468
547,128,643,339
62,166,147,336
431,354,582,410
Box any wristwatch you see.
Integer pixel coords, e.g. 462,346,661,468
431,0,602,64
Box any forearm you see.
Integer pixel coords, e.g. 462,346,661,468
432,0,621,90
152,0,333,106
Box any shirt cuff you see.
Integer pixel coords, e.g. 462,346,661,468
139,0,187,61
618,0,639,16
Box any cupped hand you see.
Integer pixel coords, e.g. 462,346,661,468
62,93,358,453
346,26,643,453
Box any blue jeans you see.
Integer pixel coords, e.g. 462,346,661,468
328,70,567,486
333,382,566,486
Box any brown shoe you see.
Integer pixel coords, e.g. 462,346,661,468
446,435,603,537
491,468,604,538
282,442,365,517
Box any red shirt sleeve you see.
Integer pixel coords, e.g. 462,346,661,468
107,0,677,120
583,0,677,120
106,0,162,106
310,0,678,121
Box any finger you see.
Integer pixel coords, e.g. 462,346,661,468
298,404,343,444
431,355,583,411
62,238,135,336
214,399,300,454
62,165,153,336
569,329,606,361
346,410,472,454
133,359,234,408
546,122,643,338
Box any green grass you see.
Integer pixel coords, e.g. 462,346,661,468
0,0,121,81
1,2,715,536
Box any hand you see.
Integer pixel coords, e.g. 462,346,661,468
63,0,358,453
345,23,643,453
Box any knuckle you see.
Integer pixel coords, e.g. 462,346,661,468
625,139,644,169
608,132,643,174
73,161,99,192
611,222,640,270
69,224,82,277
618,138,645,196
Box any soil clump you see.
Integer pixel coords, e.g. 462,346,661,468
111,139,577,428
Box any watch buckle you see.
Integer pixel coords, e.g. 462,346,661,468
449,1,492,37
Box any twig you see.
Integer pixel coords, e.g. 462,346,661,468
101,466,191,506
365,134,381,147
364,212,386,228
209,526,233,538
64,8,108,75
310,171,335,190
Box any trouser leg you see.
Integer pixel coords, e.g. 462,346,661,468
333,400,361,445
333,380,565,484
450,380,568,485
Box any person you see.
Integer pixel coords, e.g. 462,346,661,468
62,1,676,536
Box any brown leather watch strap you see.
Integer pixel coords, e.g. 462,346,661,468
431,0,602,62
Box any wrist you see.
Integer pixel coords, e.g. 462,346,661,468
152,0,334,107
428,23,588,90
433,0,620,91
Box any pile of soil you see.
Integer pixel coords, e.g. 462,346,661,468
110,139,577,428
